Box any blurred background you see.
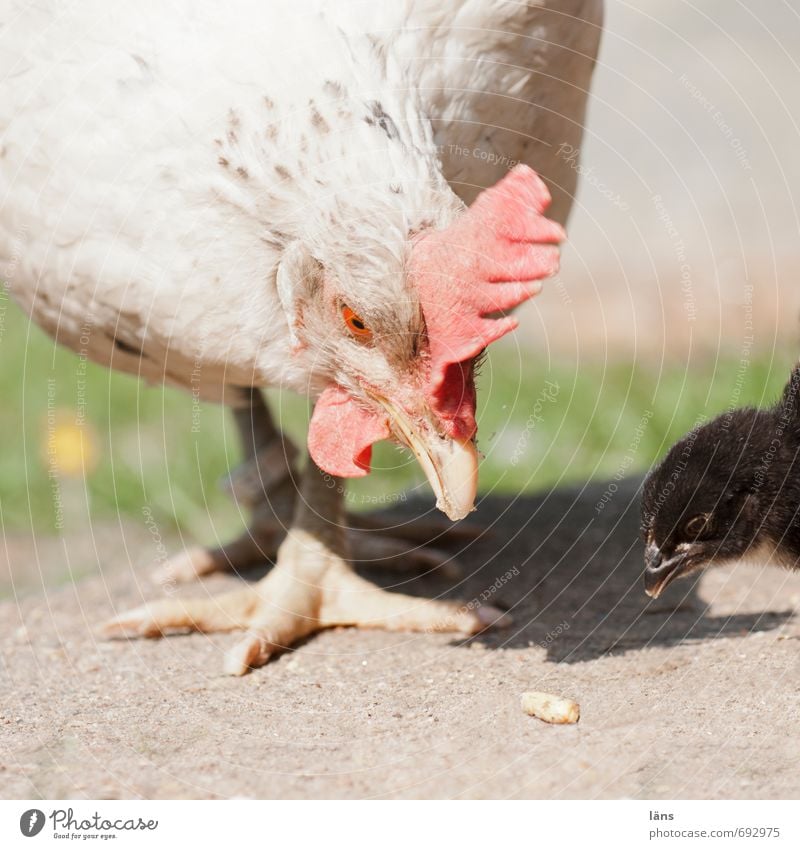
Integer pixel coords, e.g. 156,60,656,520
1,0,799,590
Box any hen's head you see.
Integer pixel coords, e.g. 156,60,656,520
276,165,564,519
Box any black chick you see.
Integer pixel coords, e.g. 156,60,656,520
640,363,800,598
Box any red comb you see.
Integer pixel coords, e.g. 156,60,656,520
410,164,564,439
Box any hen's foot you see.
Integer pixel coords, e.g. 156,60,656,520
109,458,507,674
106,528,506,675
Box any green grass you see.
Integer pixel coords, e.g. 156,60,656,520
0,293,793,542
473,345,792,496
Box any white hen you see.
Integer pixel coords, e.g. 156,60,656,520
0,0,602,673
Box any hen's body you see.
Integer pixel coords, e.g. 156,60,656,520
1,0,599,402
1,1,602,672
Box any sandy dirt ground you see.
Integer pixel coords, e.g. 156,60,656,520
1,477,799,800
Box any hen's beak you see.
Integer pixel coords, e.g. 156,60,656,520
376,398,478,520
644,543,694,598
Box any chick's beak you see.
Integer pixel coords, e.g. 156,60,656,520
375,398,478,520
644,543,693,598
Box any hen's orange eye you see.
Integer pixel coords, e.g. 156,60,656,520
342,305,372,339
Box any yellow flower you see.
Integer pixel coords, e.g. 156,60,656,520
44,413,99,478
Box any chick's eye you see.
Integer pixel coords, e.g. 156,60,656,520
341,305,372,340
684,514,709,537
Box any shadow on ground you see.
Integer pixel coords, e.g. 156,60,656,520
357,476,792,662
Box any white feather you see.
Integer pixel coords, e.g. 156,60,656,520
0,0,601,403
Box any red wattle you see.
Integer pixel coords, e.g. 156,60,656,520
307,384,390,477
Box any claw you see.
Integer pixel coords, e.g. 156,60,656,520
475,605,512,630
224,632,274,676
101,605,163,639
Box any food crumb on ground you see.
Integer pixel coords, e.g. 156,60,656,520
521,691,580,724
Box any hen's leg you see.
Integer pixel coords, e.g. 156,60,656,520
152,388,298,584
106,459,506,674
156,390,473,584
